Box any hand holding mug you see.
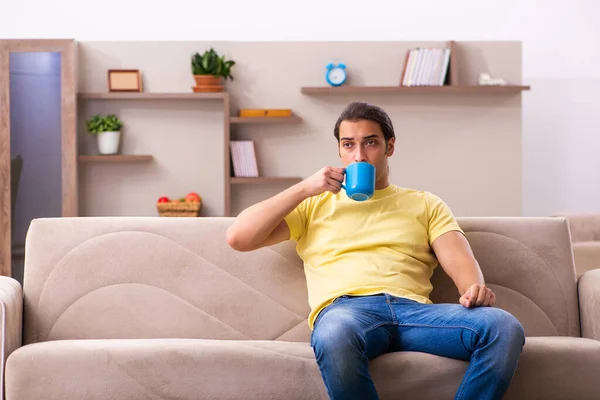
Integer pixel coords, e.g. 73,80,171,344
301,166,346,197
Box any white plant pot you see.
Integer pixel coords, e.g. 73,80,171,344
97,131,121,155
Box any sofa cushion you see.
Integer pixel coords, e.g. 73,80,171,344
503,336,600,399
6,337,600,400
6,339,328,400
375,336,600,400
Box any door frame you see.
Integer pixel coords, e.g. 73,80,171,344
0,39,78,277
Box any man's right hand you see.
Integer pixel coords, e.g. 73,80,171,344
300,166,346,198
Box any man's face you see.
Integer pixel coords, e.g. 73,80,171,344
338,119,395,183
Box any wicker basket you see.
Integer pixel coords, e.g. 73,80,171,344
156,201,202,217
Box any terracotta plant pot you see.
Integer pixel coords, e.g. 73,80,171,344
193,75,224,92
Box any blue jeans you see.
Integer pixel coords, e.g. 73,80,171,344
310,293,525,400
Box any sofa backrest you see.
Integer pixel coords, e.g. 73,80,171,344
431,217,580,337
23,217,312,345
554,213,600,243
22,216,580,345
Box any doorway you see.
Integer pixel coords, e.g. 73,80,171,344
0,39,77,281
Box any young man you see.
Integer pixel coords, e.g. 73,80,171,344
226,102,525,400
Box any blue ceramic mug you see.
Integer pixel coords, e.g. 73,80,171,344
341,162,376,201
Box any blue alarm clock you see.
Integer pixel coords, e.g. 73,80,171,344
325,63,347,86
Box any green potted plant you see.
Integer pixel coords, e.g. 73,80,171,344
86,114,124,155
191,48,235,92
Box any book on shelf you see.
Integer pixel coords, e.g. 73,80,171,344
230,140,259,177
400,47,450,87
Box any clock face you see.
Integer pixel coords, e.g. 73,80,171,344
328,67,346,85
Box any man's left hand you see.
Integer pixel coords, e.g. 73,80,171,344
459,284,496,308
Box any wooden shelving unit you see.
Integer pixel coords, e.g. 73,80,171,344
78,91,231,217
78,154,153,163
231,177,302,184
301,85,530,95
230,115,302,124
302,41,530,96
228,110,303,216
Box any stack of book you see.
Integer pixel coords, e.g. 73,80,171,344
230,140,259,177
400,47,451,87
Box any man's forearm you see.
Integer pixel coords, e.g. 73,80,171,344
432,231,486,296
226,182,309,250
432,231,494,307
455,262,485,295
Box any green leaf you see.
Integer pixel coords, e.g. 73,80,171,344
85,114,123,135
202,53,210,71
191,48,235,79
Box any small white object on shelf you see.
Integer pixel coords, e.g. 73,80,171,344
478,73,507,86
97,131,121,154
230,140,259,177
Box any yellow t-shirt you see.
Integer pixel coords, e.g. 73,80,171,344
284,184,464,330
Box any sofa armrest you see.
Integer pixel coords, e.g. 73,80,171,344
0,276,22,399
578,269,600,340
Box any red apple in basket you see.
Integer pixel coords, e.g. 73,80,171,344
185,192,201,203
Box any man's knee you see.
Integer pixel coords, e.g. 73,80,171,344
310,307,369,378
478,307,525,349
311,308,364,352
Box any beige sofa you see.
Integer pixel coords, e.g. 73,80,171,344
0,216,599,399
556,214,600,277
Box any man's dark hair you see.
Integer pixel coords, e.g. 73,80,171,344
333,102,396,143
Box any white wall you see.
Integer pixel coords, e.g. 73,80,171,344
2,0,599,216
76,41,523,218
